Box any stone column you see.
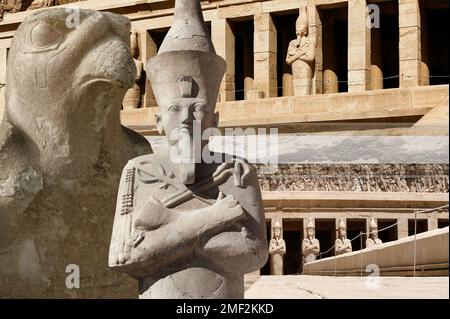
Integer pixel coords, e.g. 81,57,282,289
399,0,421,87
348,0,371,92
366,217,375,239
309,1,322,95
140,31,158,108
397,218,409,239
212,17,235,102
419,8,429,86
254,13,277,99
427,218,438,231
0,48,6,122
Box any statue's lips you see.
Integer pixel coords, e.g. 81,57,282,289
74,37,135,89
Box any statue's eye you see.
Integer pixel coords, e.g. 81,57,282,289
30,23,62,49
168,105,180,112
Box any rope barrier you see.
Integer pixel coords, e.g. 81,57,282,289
314,204,448,260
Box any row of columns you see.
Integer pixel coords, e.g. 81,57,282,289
0,0,430,110
271,216,441,242
210,0,425,101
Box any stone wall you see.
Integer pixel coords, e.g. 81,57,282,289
256,164,449,193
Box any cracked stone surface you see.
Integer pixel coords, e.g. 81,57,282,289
244,275,449,299
0,8,151,298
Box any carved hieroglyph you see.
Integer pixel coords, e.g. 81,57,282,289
335,219,352,256
285,4,316,96
108,0,268,299
0,8,151,298
269,218,286,275
366,218,383,248
302,218,320,263
122,30,143,110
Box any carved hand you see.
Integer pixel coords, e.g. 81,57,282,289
210,191,246,222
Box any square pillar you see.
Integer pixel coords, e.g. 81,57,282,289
428,218,438,231
212,18,235,102
397,218,409,239
309,1,322,95
348,0,371,92
254,13,277,99
399,0,421,87
0,48,6,122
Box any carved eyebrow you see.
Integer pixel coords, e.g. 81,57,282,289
168,104,181,111
193,101,208,110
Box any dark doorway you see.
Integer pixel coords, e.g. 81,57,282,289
377,219,398,243
273,12,298,97
408,219,428,236
438,219,449,229
370,1,399,89
231,19,254,101
315,219,336,259
420,0,449,85
283,219,303,275
260,221,272,275
148,28,170,52
347,218,367,251
320,6,348,93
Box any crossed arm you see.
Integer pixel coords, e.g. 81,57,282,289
286,40,316,65
110,189,267,279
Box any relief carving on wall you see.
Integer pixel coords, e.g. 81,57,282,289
257,164,449,193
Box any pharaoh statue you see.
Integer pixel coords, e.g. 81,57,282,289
302,218,320,263
108,0,268,299
335,218,352,256
286,4,316,96
123,30,143,110
366,218,383,248
269,218,286,275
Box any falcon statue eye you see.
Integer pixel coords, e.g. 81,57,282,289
30,23,62,49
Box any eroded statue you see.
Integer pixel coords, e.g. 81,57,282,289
302,218,320,263
366,218,383,248
108,0,268,299
335,219,352,256
0,8,151,298
269,218,286,275
285,4,316,96
122,30,143,110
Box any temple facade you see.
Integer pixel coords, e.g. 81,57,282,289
0,0,448,276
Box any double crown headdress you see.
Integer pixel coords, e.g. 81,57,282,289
146,0,226,108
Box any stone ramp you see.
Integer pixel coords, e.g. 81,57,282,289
244,275,449,299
